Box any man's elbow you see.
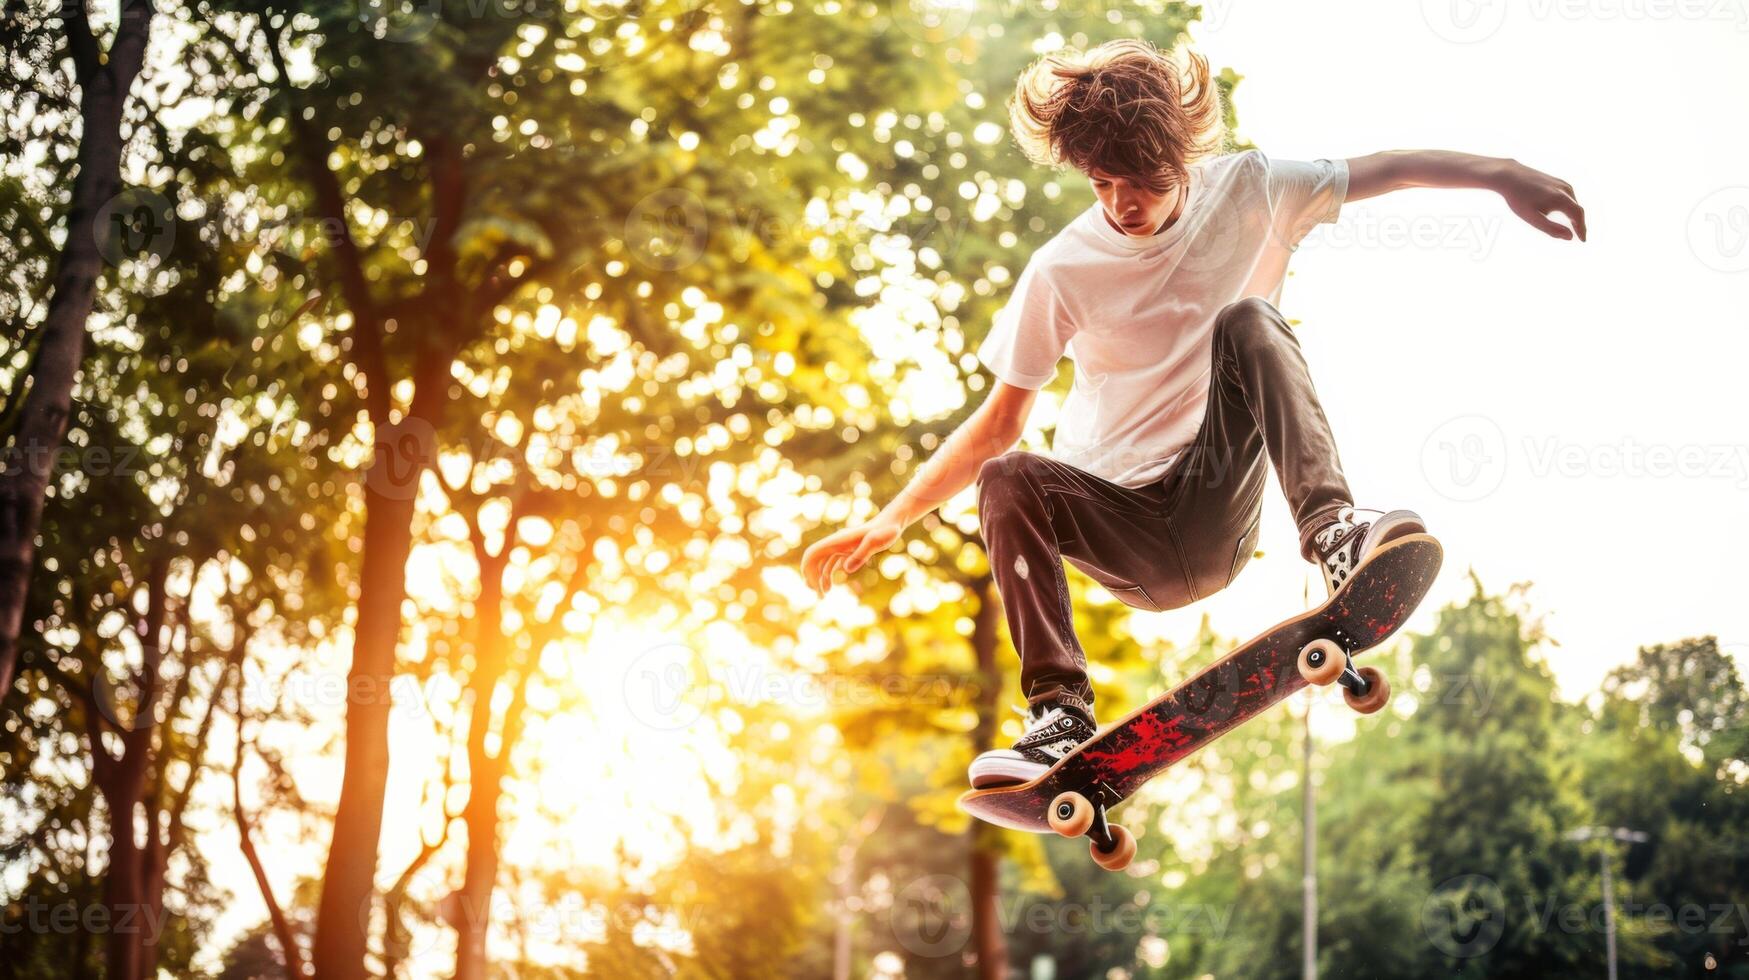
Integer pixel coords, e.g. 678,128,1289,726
976,381,1037,454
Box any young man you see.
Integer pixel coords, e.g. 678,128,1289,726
801,39,1585,788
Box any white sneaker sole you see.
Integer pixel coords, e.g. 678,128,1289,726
967,751,1051,789
1360,509,1426,559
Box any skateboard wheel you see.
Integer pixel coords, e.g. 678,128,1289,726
1298,639,1346,686
1047,792,1094,838
1090,824,1136,872
1344,666,1391,715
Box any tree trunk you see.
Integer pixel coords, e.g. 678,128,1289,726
968,575,1008,980
451,775,504,980
452,558,508,980
101,798,145,980
970,842,1005,980
139,777,167,979
92,733,151,980
91,555,167,980
0,0,155,696
311,481,421,979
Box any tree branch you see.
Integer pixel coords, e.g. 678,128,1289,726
165,623,246,853
256,13,392,423
420,130,467,298
232,654,310,978
39,655,97,712
379,731,462,978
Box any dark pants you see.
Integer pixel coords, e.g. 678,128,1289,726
976,297,1353,712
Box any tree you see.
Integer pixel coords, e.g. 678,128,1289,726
1584,637,1749,976
177,1,943,969
0,0,158,697
2,83,350,975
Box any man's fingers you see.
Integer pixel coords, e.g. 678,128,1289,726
804,529,856,593
805,547,828,594
805,524,893,593
818,552,843,594
1556,198,1587,241
823,552,848,590
1522,207,1572,240
804,547,831,594
846,535,882,573
1533,191,1585,241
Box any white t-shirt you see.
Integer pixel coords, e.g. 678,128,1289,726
977,150,1348,488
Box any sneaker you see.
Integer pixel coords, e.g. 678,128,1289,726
1312,507,1426,597
967,698,1098,789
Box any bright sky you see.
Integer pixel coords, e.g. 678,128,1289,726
1146,0,1749,698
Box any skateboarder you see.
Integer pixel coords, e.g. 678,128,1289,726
801,38,1585,789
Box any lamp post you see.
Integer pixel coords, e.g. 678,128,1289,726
1302,695,1317,980
1562,825,1650,980
1300,576,1318,980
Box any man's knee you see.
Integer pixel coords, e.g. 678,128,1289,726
1214,296,1288,350
977,451,1044,515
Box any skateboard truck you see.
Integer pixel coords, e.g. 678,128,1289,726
1047,788,1138,871
1087,801,1115,851
1082,783,1119,851
1296,638,1391,714
1309,639,1371,693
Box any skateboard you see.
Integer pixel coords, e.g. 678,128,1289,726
958,532,1443,871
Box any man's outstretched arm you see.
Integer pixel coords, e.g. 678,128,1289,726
1345,150,1587,242
800,380,1039,596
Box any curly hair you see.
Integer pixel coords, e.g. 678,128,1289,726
1008,38,1226,193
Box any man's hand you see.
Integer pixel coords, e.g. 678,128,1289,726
798,380,1036,600
1491,159,1587,242
801,514,903,597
